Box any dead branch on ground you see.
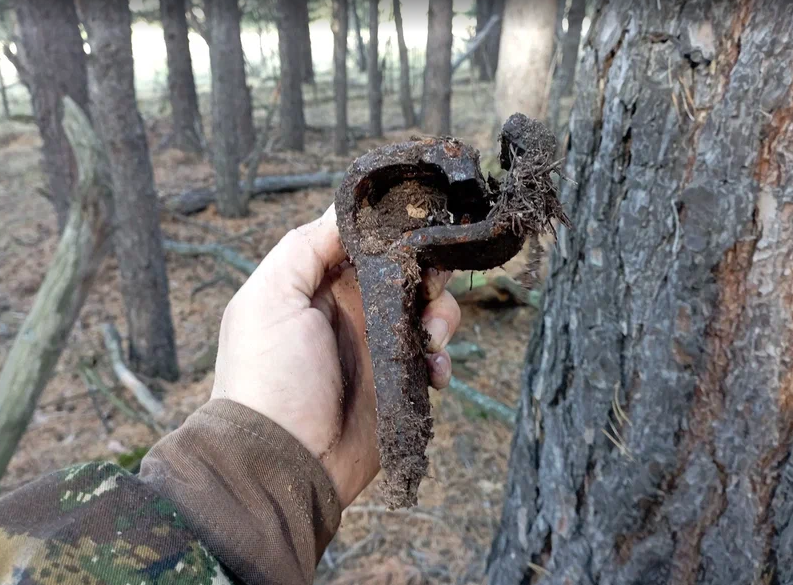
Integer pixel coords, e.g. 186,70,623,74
101,323,165,422
166,170,346,215
163,238,257,275
0,97,113,479
447,377,517,426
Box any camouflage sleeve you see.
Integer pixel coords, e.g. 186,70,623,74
0,399,341,585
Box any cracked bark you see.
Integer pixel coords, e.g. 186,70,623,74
488,1,793,584
78,0,179,382
208,0,247,216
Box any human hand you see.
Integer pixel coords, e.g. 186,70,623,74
211,205,461,508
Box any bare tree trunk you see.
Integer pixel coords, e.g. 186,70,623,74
495,0,557,123
332,0,348,155
78,0,179,382
161,0,203,153
420,0,453,135
368,0,382,137
0,62,10,119
351,0,367,72
489,1,793,584
392,0,415,128
209,0,247,217
296,0,314,83
0,98,112,479
227,0,255,155
474,0,504,81
13,0,88,232
546,0,585,139
276,0,305,151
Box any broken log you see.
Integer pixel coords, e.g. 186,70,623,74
166,170,346,215
0,97,114,479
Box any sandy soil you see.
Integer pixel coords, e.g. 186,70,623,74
0,81,535,584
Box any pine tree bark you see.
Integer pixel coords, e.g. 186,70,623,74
276,0,305,151
392,0,415,128
208,0,247,217
420,0,453,136
78,0,179,382
494,0,557,123
296,0,314,83
351,0,367,72
488,1,793,584
546,0,585,139
368,0,382,138
160,0,204,153
13,0,88,232
332,0,348,155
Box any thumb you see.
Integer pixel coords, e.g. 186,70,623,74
248,205,347,307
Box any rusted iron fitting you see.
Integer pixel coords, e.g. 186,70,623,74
335,114,563,508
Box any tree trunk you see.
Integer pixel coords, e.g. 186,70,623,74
420,0,453,135
494,0,556,123
351,0,367,72
208,0,247,217
276,0,305,151
78,0,179,382
160,0,204,153
296,0,314,83
474,0,504,81
368,0,382,138
392,0,415,128
0,98,112,479
488,2,793,584
546,0,585,140
0,62,10,119
226,0,255,156
332,0,348,155
13,0,88,232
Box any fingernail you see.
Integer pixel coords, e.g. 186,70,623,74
424,318,449,352
430,352,450,380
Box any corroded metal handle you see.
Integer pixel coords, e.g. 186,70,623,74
335,114,564,508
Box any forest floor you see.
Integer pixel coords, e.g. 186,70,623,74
0,80,536,584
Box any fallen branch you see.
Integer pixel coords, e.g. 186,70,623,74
446,341,486,362
167,171,347,215
101,323,165,421
447,272,542,308
163,238,257,275
447,376,517,426
451,15,501,73
78,362,164,434
0,97,113,479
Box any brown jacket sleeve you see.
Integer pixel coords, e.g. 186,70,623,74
139,399,341,585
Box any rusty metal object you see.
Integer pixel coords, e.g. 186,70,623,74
335,114,563,508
